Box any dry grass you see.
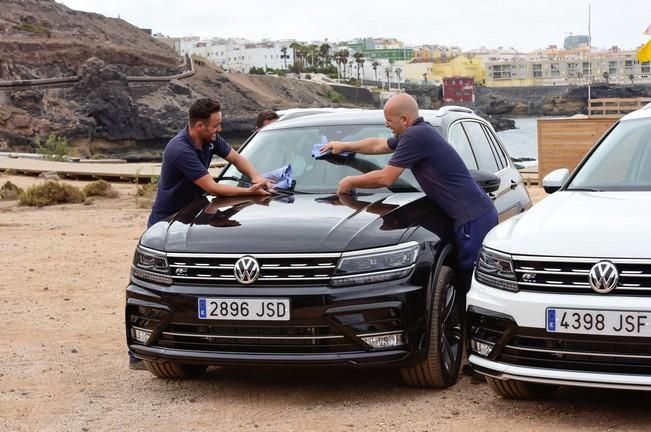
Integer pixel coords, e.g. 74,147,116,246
18,181,85,207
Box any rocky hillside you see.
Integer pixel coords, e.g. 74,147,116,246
0,0,367,158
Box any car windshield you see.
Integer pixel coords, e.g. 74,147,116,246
567,118,651,192
219,124,421,194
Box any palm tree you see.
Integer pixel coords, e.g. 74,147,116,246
280,46,289,70
289,41,303,69
319,43,331,68
372,61,380,85
395,67,402,90
602,71,609,84
385,66,392,90
629,73,635,84
422,72,428,84
353,52,365,84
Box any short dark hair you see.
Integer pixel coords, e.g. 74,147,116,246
189,98,221,126
255,110,279,128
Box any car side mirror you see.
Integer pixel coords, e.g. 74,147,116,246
470,169,501,194
542,168,570,194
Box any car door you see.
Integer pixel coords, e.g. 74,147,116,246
458,120,530,222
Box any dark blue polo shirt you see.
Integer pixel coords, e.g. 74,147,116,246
148,127,231,227
388,117,494,227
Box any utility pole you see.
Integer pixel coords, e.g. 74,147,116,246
588,3,592,113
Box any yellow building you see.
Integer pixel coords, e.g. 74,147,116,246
405,55,485,85
431,55,485,83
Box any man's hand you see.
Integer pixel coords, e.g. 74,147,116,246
320,141,346,155
247,181,272,196
337,176,355,195
252,176,275,189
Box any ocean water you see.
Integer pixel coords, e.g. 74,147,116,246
496,117,538,162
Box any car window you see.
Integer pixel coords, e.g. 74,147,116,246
462,121,499,173
220,124,420,194
447,122,478,170
569,118,651,191
482,124,508,169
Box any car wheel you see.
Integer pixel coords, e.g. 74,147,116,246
144,360,207,379
486,377,558,399
400,265,463,388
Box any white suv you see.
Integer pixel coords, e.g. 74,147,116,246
467,103,651,399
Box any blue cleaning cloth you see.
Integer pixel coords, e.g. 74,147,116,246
263,164,293,190
312,143,355,159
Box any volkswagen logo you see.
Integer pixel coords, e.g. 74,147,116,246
234,256,260,284
588,261,619,294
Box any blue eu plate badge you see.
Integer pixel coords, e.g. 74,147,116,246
198,298,207,319
546,309,556,331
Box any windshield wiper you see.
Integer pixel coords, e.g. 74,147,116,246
566,187,603,192
218,175,252,185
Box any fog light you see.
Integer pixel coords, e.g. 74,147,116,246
471,339,494,357
131,327,152,344
360,332,405,348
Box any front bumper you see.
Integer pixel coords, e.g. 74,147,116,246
466,276,651,390
126,275,428,368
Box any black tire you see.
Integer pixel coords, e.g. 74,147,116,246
400,265,464,388
486,377,558,400
144,360,207,379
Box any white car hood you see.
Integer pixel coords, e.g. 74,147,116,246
485,191,651,258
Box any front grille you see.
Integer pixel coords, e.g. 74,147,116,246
513,256,651,295
168,252,340,285
498,329,651,375
155,323,360,353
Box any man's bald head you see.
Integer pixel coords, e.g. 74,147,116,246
383,93,420,136
384,93,419,120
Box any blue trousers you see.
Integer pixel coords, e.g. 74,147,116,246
454,207,499,271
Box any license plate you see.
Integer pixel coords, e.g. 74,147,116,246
198,297,290,321
546,308,651,337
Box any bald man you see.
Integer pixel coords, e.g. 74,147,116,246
321,94,497,288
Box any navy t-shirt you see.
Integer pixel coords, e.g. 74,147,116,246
388,117,494,227
148,127,232,227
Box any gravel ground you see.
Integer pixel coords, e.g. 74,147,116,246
1,176,649,432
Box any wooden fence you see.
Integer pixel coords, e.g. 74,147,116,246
588,97,651,116
537,116,619,184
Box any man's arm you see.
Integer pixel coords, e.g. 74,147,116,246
337,165,405,194
322,137,392,155
194,174,269,197
225,150,269,184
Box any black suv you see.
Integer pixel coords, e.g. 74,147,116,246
126,107,531,387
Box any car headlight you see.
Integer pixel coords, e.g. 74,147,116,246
331,242,419,287
475,247,518,292
131,245,172,285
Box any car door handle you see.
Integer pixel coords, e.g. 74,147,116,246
488,192,497,200
510,180,518,190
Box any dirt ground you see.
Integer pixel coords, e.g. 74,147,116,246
1,175,650,432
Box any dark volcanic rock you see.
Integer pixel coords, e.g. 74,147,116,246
10,89,44,114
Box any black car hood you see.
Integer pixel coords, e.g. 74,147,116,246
141,192,450,254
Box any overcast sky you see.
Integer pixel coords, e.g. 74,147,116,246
58,0,650,51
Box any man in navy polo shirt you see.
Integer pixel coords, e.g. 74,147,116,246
321,93,498,288
147,98,271,227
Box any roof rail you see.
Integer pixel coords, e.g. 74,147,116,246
436,105,474,116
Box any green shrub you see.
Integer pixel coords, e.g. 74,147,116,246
35,134,69,161
0,181,23,200
14,23,49,34
137,175,158,197
19,181,85,207
83,180,118,198
90,153,108,160
325,89,345,103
